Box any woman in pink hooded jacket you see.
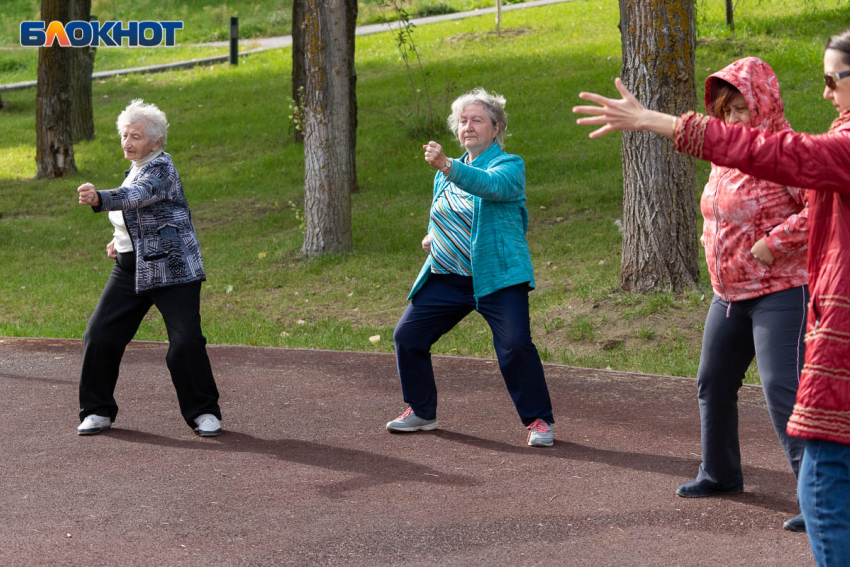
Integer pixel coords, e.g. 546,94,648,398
676,58,809,532
649,58,811,530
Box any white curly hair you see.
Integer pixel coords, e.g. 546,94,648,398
116,99,169,148
447,87,509,148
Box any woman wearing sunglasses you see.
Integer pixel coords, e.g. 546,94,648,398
573,29,850,566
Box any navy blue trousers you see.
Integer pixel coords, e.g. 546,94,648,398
393,273,554,426
695,286,808,488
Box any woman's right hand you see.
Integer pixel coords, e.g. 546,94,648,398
106,240,117,260
422,234,432,254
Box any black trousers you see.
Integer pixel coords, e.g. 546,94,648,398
79,251,221,428
695,286,808,488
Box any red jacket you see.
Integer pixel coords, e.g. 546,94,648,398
700,58,808,301
675,110,850,445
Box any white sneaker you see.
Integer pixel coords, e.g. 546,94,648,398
77,414,112,435
526,419,554,447
194,413,222,437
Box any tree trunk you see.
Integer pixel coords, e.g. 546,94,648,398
346,0,359,193
726,0,734,32
0,93,4,109
70,0,95,142
36,0,77,178
292,0,306,143
618,0,699,292
301,0,354,257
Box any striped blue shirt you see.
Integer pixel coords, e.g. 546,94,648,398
430,181,474,275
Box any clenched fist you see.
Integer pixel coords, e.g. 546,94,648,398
77,183,100,206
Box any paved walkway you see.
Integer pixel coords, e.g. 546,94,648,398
0,0,570,92
0,337,812,566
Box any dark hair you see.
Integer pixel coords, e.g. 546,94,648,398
827,29,850,66
712,79,743,118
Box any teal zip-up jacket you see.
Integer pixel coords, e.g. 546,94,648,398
408,141,536,302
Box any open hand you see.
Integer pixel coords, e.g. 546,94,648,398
77,183,100,206
573,78,651,138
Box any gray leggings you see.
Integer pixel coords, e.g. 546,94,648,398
695,285,809,488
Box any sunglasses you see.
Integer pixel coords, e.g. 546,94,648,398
825,70,850,90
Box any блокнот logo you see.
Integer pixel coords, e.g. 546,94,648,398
20,21,183,47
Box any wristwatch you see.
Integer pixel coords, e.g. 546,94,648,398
441,158,452,175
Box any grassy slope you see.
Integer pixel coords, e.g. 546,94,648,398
0,0,506,84
0,0,847,379
0,0,504,45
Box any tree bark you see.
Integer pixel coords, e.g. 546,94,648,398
36,0,77,178
292,0,306,143
301,0,355,257
618,0,699,292
70,0,95,142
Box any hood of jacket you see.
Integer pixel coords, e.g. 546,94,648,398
704,56,791,133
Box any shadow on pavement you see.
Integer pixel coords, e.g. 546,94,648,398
105,428,481,496
434,430,798,514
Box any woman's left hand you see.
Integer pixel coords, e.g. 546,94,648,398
77,183,100,206
751,238,775,265
423,141,447,170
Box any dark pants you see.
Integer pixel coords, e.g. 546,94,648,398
79,251,221,429
393,273,553,426
695,286,808,488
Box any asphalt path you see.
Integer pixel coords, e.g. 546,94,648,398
0,337,813,566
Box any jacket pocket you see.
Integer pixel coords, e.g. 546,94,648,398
499,234,509,271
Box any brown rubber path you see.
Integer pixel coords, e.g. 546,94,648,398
0,337,813,566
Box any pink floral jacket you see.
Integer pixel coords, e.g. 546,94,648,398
700,57,808,301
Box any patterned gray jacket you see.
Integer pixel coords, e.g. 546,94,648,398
93,152,206,292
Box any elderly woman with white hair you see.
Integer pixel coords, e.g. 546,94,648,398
386,88,555,446
75,99,222,437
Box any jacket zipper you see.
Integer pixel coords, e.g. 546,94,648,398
712,168,733,309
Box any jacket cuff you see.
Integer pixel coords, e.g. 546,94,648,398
673,111,712,159
763,232,782,257
92,190,108,212
445,157,461,183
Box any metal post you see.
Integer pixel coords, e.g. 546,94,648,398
229,17,238,65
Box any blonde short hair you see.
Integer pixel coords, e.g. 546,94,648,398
447,88,509,148
116,99,168,148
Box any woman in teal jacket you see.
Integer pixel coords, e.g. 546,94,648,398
386,88,555,447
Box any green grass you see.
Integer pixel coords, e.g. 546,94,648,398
0,0,511,45
0,0,515,85
1,0,848,381
0,45,233,85
566,315,595,342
